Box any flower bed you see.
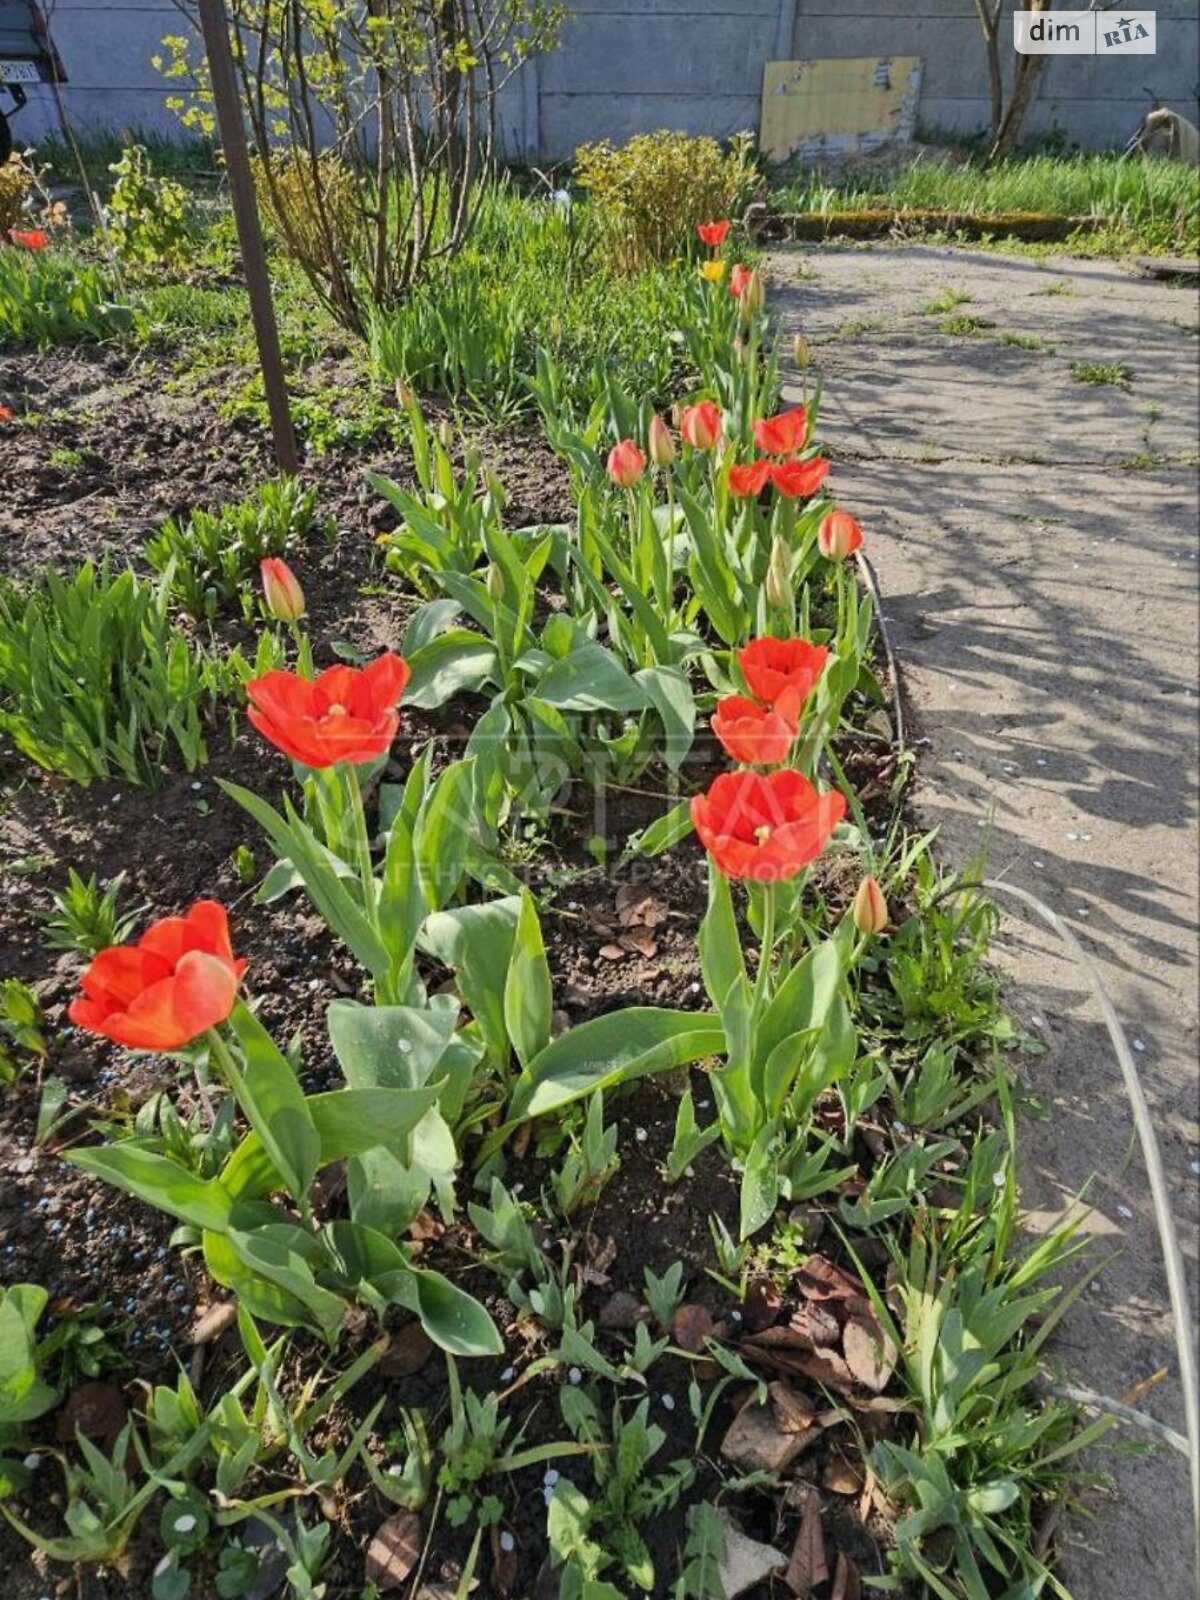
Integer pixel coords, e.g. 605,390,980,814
0,220,1091,1600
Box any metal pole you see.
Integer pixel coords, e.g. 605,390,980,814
196,0,299,476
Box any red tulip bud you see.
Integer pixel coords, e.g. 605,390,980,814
260,557,306,623
648,414,676,468
853,875,889,936
817,510,864,564
680,402,722,453
607,438,646,488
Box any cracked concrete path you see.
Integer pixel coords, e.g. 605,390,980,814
772,244,1198,1598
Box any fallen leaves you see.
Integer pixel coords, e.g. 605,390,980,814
785,1488,827,1596
378,1321,435,1377
721,1383,821,1474
366,1511,422,1592
738,1254,899,1403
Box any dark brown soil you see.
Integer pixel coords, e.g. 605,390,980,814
0,341,905,1599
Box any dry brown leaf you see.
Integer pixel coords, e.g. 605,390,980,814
742,1275,783,1334
842,1316,898,1393
796,1255,862,1303
379,1321,435,1377
785,1488,828,1596
790,1301,842,1349
615,885,666,928
721,1384,820,1475
408,1210,444,1243
55,1382,127,1444
598,943,627,962
742,1327,857,1394
620,933,658,959
830,1552,862,1600
366,1511,422,1592
672,1302,715,1351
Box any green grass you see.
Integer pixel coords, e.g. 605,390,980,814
772,152,1200,255
939,313,996,337
1071,359,1134,387
920,286,973,315
1000,331,1055,351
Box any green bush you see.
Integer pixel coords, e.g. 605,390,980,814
0,247,133,349
103,144,196,272
145,478,326,621
369,186,696,416
574,129,757,272
0,562,229,786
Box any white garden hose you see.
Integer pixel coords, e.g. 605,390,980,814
982,877,1200,1568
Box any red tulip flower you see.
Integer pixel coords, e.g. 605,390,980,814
818,509,864,562
247,653,410,768
753,407,808,458
769,457,830,500
711,695,797,766
0,406,13,424
729,263,754,298
9,228,49,251
680,401,722,453
260,557,306,623
738,636,829,722
728,460,772,498
691,769,846,882
697,220,731,248
607,438,646,488
69,901,246,1051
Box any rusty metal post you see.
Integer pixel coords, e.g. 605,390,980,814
196,0,299,475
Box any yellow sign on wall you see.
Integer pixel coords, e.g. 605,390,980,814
761,56,923,163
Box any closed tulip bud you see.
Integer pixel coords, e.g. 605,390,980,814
482,466,505,499
437,419,454,451
793,333,810,371
818,509,864,564
732,337,744,363
607,438,647,488
853,875,889,936
680,401,722,453
260,557,305,623
764,536,793,611
394,376,414,409
463,445,482,477
486,563,505,603
648,414,676,468
740,267,765,321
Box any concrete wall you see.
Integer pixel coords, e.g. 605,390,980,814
10,0,1200,158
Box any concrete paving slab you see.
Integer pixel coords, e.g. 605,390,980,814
772,243,1199,1599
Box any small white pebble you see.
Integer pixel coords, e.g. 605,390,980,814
1189,1160,1200,1176
22,1453,41,1471
1067,831,1079,841
1034,859,1045,868
1132,1038,1146,1053
1116,1205,1133,1221
568,1367,582,1386
499,1366,515,1383
191,781,203,791
662,1393,676,1411
1080,832,1092,842
1036,758,1047,767
892,1120,908,1134
635,1127,648,1143
992,1171,1006,1187
977,818,987,827
512,1182,524,1195
1076,907,1089,918
387,1464,404,1477
500,1532,516,1553
684,1166,695,1179
689,981,701,995
730,1309,742,1322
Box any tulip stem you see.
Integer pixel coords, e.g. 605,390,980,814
752,882,778,1015
342,762,378,931
206,1028,315,1228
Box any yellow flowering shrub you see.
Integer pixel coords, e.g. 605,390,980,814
574,129,757,273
